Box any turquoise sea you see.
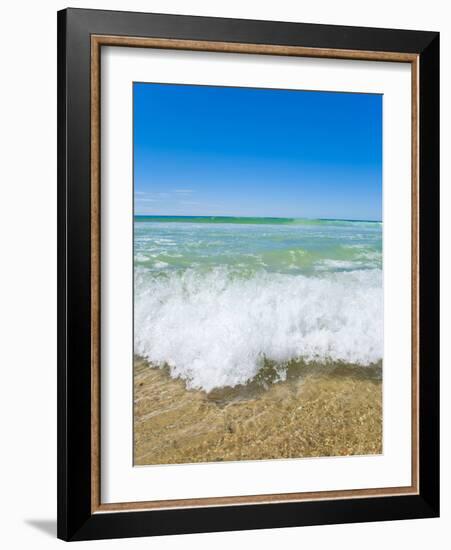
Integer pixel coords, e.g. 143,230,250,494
134,216,383,392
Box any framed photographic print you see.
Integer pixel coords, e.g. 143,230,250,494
57,8,439,541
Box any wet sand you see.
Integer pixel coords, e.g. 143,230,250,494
134,358,382,465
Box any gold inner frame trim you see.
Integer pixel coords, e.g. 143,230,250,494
90,34,420,514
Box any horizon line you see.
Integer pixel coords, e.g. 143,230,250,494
134,214,382,223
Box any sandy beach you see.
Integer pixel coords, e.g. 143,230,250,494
134,358,382,466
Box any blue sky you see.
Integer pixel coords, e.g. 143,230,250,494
134,83,382,220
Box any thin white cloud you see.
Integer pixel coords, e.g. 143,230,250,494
135,191,171,198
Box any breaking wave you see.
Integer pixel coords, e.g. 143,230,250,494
134,267,382,392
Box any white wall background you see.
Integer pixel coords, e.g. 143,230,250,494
0,1,448,548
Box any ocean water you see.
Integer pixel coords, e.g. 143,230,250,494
134,216,383,392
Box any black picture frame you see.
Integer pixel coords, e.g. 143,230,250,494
57,7,439,541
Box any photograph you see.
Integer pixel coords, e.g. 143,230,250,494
133,82,383,466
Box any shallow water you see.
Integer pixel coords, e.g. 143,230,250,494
134,358,382,465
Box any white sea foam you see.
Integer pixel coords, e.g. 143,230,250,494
153,261,169,269
356,250,382,261
134,267,383,392
134,253,149,262
314,259,361,270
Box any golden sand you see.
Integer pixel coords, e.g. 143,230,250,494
134,358,382,465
